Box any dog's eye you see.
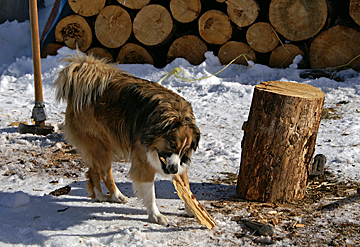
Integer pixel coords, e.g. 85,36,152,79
170,142,177,149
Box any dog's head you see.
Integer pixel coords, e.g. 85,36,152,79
142,115,200,175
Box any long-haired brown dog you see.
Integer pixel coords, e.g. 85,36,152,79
54,52,200,225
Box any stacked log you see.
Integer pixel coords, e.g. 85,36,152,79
42,0,360,70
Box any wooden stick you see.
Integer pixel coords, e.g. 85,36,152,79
173,174,217,229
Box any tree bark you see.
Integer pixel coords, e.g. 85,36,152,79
198,10,232,45
170,0,201,23
269,44,304,68
269,0,328,41
133,4,173,46
246,22,279,53
86,47,113,62
117,0,150,9
237,81,325,203
55,14,92,52
116,43,154,65
68,0,106,17
309,25,360,70
225,0,259,28
167,35,207,65
95,5,132,49
218,41,256,66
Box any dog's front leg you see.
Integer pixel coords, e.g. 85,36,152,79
133,181,169,225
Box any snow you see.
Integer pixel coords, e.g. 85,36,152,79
0,1,359,246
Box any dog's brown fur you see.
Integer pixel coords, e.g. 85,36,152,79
54,52,200,224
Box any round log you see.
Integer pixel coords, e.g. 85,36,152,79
246,22,279,53
170,0,201,23
86,47,113,62
117,0,150,9
68,0,106,17
116,43,154,65
167,35,207,65
350,0,360,26
226,0,259,28
133,4,173,46
269,44,304,68
237,81,325,203
198,10,232,45
269,0,328,41
95,5,132,49
218,41,256,66
309,25,360,70
41,43,64,58
55,15,92,52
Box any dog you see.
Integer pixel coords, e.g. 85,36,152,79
54,52,200,225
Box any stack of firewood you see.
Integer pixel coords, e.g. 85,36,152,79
41,0,360,70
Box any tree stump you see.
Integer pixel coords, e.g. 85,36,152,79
117,0,150,9
55,15,92,52
309,25,360,70
116,43,154,65
246,22,279,53
225,0,259,28
269,44,304,68
86,47,113,62
269,0,328,41
95,5,132,49
133,4,173,46
68,0,106,17
236,81,325,203
170,0,201,23
350,0,360,26
198,10,232,45
167,35,208,65
218,41,256,66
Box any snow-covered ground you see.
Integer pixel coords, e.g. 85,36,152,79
0,1,359,246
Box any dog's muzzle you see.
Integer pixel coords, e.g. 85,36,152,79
159,156,178,174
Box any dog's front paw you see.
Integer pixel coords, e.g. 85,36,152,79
111,192,129,204
148,213,169,225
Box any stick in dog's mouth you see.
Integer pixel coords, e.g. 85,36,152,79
161,156,216,229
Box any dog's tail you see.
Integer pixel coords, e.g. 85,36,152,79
54,51,119,112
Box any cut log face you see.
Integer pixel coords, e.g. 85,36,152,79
116,43,154,65
86,47,113,62
246,22,279,53
133,4,173,46
95,5,132,49
237,81,325,203
309,25,360,69
41,43,64,58
226,0,259,28
117,0,150,10
68,0,106,17
350,0,360,26
167,35,207,65
198,10,232,45
218,41,256,66
269,0,328,41
269,44,304,68
55,15,92,52
170,0,201,23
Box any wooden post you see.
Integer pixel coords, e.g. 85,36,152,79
236,81,325,203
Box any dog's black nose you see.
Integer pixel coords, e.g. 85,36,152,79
167,164,178,174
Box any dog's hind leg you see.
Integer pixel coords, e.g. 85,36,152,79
86,167,109,202
100,165,129,203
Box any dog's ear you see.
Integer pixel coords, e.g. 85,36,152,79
190,123,201,151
